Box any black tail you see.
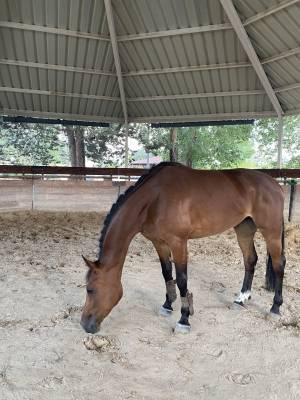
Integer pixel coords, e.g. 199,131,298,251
265,221,285,291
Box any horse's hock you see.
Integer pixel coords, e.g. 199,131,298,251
0,178,299,222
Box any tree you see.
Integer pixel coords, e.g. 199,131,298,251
65,126,86,167
84,124,129,166
252,116,300,167
0,123,66,165
177,125,254,168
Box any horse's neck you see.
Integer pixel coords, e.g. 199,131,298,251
100,193,147,269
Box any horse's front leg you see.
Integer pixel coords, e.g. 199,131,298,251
152,241,177,315
170,238,194,333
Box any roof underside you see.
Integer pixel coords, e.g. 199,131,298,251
0,0,300,124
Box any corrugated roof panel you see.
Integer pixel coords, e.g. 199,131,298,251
127,93,273,118
264,57,300,87
124,67,263,98
245,8,300,59
112,0,227,36
1,0,300,123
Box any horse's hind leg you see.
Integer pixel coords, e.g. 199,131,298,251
260,227,286,315
234,217,258,306
152,241,177,316
168,238,193,333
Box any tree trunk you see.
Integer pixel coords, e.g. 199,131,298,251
65,126,86,179
186,130,196,168
75,127,85,167
169,128,177,162
65,127,77,167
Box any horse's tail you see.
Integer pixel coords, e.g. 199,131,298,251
265,220,285,291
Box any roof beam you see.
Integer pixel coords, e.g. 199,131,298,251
0,87,120,102
2,82,298,104
262,46,300,65
123,61,252,77
117,24,232,42
130,111,277,123
275,82,300,93
104,0,128,123
0,59,116,77
2,43,300,79
127,90,265,103
0,108,123,123
0,21,110,41
220,0,283,117
243,0,300,26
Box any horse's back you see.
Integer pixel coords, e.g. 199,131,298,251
143,164,284,238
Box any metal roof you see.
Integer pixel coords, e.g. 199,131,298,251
0,0,299,124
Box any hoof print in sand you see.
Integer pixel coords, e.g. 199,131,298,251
226,372,255,385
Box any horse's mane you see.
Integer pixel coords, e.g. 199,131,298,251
98,161,180,260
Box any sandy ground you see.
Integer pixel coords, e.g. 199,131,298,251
0,212,299,400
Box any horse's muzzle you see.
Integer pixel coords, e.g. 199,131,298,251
80,315,100,334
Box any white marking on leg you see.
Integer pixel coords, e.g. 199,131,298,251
235,291,251,303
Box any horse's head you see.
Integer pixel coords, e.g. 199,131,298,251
80,256,123,334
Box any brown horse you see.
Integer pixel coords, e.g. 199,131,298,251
81,162,286,334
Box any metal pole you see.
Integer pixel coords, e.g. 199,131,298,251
146,125,150,169
124,122,129,168
277,115,283,168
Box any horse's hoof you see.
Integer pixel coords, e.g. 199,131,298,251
159,306,173,317
174,322,191,334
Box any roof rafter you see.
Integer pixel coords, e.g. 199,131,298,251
117,24,232,42
243,0,300,26
123,62,252,77
0,21,110,41
0,59,116,77
104,0,128,123
2,44,300,79
0,108,123,123
220,0,283,117
130,111,277,123
0,87,120,102
127,90,266,102
262,46,300,65
2,82,299,103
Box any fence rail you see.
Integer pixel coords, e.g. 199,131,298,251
0,164,298,220
0,165,300,178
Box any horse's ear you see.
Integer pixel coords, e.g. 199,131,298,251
82,255,98,269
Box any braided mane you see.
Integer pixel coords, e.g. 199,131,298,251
98,162,180,260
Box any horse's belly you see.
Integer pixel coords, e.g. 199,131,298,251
188,212,248,238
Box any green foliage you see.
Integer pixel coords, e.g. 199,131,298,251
1,116,299,168
129,124,169,158
0,123,66,165
252,116,300,167
84,124,130,166
177,125,254,168
130,123,254,168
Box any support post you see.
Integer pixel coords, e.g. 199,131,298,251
277,116,283,168
124,122,129,168
146,125,150,169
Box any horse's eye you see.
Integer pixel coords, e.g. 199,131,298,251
87,288,95,294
